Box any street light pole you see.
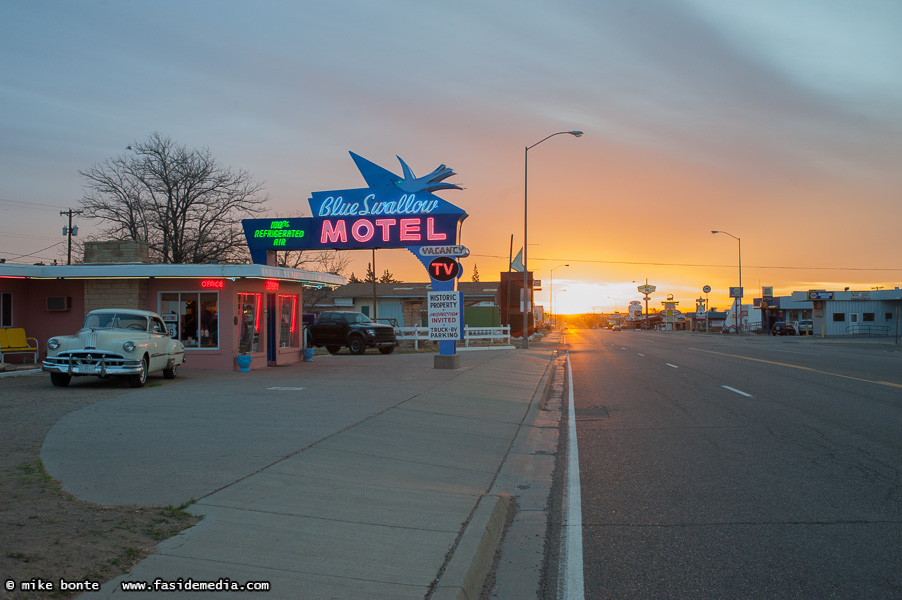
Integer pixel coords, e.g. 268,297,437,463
712,230,742,333
550,263,569,330
523,130,583,349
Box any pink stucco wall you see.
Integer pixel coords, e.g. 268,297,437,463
1,276,305,370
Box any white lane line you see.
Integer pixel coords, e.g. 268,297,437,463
563,352,585,599
637,353,645,357
666,363,679,369
722,385,753,397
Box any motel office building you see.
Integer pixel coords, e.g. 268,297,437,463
0,242,344,370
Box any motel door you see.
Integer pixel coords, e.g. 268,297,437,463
267,294,277,362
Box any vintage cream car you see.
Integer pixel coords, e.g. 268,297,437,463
43,309,185,388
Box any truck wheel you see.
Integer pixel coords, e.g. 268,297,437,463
50,373,71,387
326,346,341,355
378,346,395,355
348,336,366,355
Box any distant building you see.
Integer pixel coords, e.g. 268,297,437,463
790,289,902,337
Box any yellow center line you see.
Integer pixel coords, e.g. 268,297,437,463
689,348,902,389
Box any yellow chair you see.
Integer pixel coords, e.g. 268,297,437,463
0,328,39,363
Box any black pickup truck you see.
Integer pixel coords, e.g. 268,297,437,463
308,311,398,355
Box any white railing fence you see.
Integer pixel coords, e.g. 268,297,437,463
396,325,511,349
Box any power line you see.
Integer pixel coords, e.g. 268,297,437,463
0,197,70,211
0,242,65,261
471,254,902,272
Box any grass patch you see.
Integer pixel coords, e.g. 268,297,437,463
15,457,53,484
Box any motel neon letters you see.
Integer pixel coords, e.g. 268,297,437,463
320,217,447,244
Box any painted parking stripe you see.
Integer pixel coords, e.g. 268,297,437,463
722,385,753,397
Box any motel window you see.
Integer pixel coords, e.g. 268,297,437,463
832,313,845,322
160,292,220,349
238,293,261,353
887,313,894,322
1,292,11,327
863,313,876,322
279,295,299,348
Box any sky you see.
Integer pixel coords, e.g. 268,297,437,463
2,0,901,314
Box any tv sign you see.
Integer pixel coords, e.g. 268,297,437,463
428,257,461,281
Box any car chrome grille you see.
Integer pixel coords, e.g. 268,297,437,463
45,351,129,367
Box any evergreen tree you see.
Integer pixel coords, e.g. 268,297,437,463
471,263,480,282
364,262,376,283
379,269,399,283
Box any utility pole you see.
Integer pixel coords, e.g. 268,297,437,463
60,208,84,265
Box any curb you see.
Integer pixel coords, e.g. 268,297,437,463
0,367,42,378
431,493,511,600
432,346,565,599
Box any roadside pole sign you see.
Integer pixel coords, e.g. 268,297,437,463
428,291,463,341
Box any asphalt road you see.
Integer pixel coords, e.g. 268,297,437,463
560,329,902,599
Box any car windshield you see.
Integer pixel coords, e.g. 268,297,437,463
83,312,147,331
346,313,373,324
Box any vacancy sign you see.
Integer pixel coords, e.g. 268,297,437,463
428,291,463,340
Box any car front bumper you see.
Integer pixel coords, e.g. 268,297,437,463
42,355,143,377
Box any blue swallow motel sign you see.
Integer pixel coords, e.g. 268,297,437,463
243,152,469,363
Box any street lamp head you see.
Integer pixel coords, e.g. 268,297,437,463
568,131,583,137
711,230,719,234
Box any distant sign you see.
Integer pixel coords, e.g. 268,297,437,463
638,284,656,295
762,286,774,299
533,279,542,291
702,285,711,294
729,287,744,298
808,291,834,300
428,291,463,341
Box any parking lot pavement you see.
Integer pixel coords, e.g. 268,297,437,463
38,344,560,599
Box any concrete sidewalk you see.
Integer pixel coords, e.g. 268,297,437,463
69,343,559,599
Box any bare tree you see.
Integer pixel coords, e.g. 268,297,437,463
79,132,269,263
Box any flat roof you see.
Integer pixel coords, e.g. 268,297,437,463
0,263,346,287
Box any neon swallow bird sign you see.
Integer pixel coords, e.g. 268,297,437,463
243,152,467,265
